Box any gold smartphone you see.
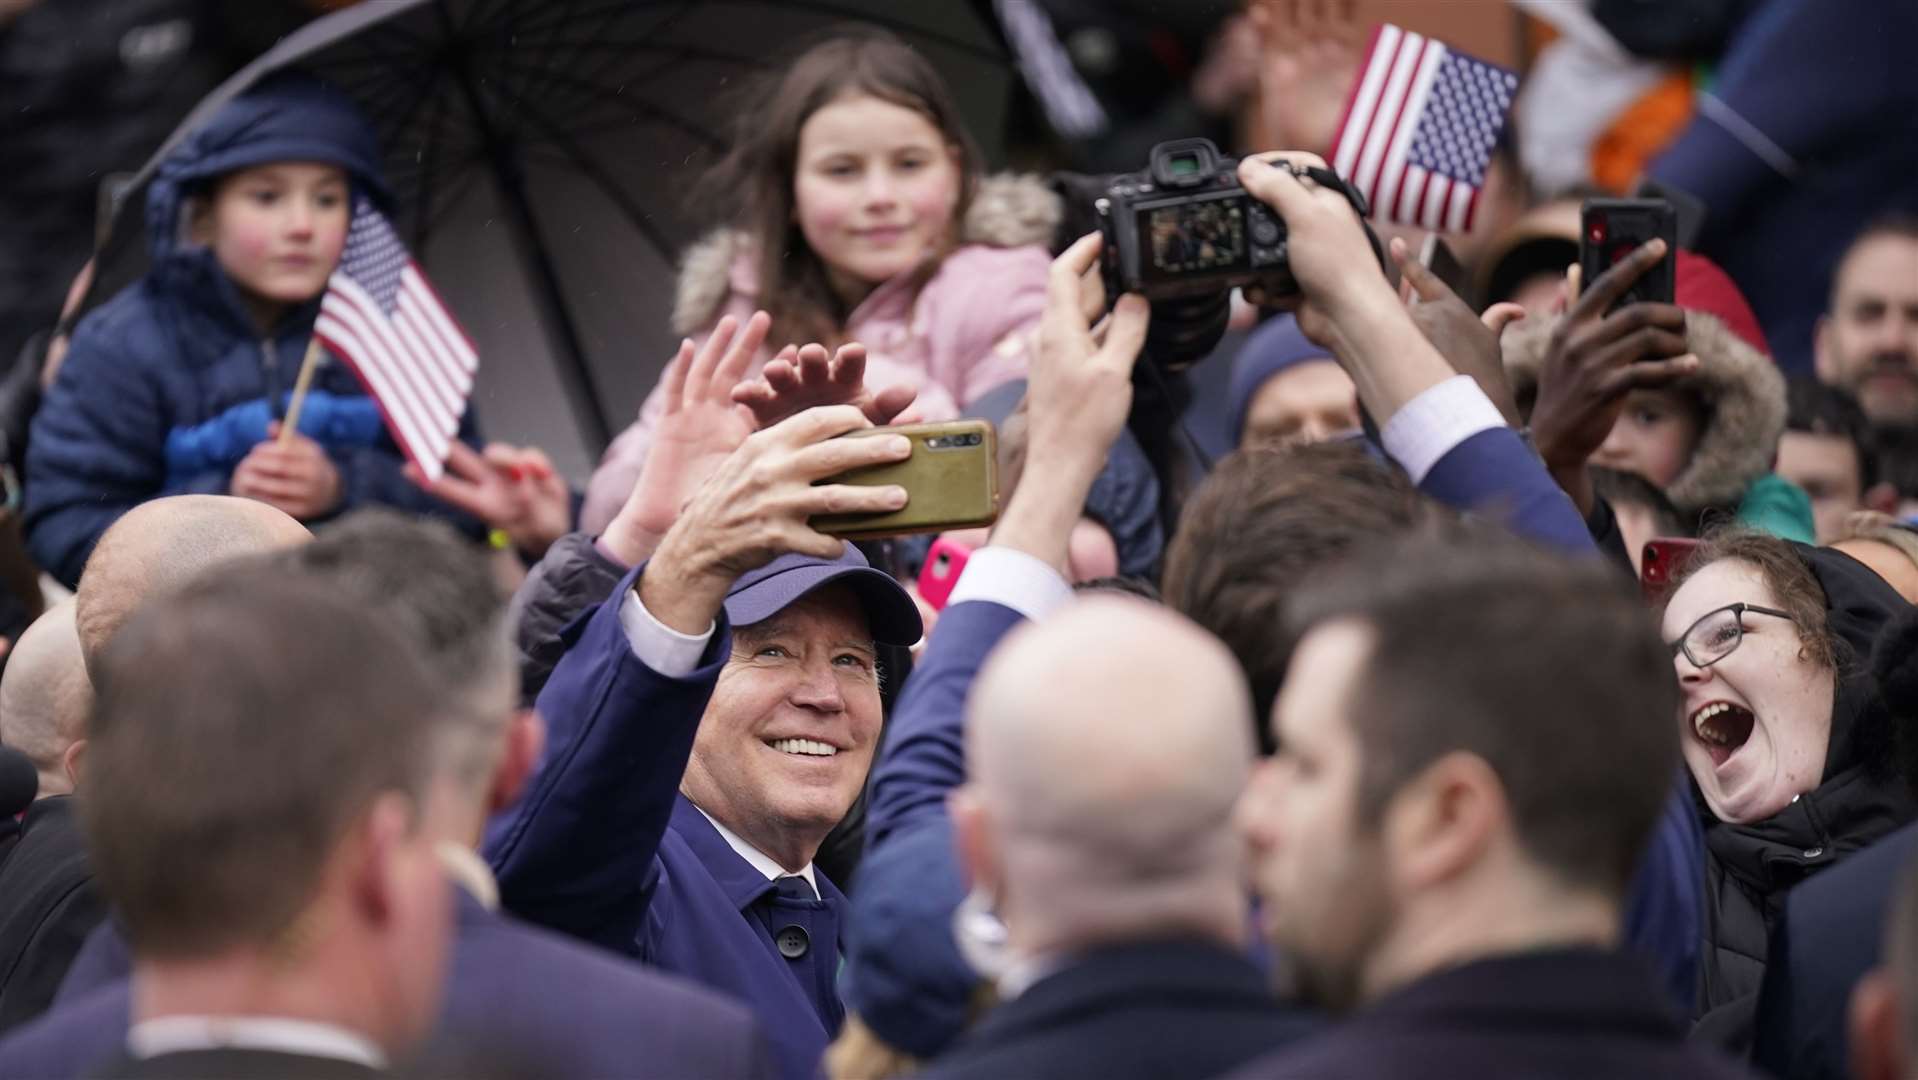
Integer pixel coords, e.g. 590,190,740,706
811,420,999,539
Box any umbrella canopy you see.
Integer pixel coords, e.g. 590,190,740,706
82,0,1014,479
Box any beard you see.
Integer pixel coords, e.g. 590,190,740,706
1269,838,1398,1014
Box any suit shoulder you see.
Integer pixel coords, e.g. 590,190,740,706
458,908,756,1031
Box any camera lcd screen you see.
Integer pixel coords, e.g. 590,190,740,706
1139,195,1249,282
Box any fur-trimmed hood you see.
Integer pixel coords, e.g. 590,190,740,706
1504,309,1787,518
671,172,1062,335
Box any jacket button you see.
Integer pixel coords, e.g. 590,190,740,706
776,924,810,960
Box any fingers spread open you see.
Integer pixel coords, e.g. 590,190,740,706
714,311,770,391
690,315,739,392
659,339,694,414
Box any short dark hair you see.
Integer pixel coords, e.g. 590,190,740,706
1287,532,1679,897
1786,378,1878,489
82,568,444,959
1162,442,1437,753
267,511,512,789
1874,425,1918,501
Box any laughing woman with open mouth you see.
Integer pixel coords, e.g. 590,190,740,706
1660,529,1916,1050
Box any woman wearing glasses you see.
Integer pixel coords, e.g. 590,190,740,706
1660,530,1915,1048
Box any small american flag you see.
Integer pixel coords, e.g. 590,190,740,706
313,198,477,481
1328,24,1519,234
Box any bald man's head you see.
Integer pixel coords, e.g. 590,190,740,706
958,596,1255,953
76,496,310,678
0,602,93,796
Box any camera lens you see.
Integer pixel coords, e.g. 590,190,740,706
1143,291,1230,371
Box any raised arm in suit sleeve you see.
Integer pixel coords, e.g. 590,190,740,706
1381,375,1596,555
484,561,730,954
865,546,1072,849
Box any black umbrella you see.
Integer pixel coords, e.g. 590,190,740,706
83,0,1013,478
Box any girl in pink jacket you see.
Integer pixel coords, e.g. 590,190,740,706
581,32,1060,530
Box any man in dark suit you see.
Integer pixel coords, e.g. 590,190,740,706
0,602,99,1034
4,513,774,1079
62,569,456,1078
1222,535,1762,1080
483,398,925,1080
835,231,1312,1079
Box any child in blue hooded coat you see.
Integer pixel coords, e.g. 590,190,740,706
23,73,479,586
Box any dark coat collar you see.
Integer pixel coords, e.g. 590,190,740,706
1359,948,1681,1036
969,939,1281,1043
668,795,847,913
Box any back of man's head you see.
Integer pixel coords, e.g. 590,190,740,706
1287,532,1678,902
958,595,1255,952
82,566,442,962
0,601,92,796
1162,442,1435,752
75,495,310,679
259,510,514,795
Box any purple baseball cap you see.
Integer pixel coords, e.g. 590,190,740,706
724,547,923,645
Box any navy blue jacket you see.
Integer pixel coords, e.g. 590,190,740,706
1649,0,1918,374
1753,821,1918,1080
919,941,1313,1080
11,884,772,1079
485,563,846,1080
23,75,478,586
1221,950,1760,1080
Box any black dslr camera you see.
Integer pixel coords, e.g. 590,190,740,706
1096,137,1299,306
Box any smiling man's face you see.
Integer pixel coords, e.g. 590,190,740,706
1662,559,1834,824
680,584,882,870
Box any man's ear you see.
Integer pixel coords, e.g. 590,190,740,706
1849,968,1906,1080
1385,752,1503,892
1813,314,1839,383
1866,482,1902,516
948,786,1000,898
62,739,86,791
488,710,545,815
351,792,417,928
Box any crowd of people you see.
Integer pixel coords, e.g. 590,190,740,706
2,2,1918,1078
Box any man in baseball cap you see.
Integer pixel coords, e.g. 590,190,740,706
485,405,921,1080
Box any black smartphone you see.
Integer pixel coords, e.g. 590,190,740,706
1418,234,1469,299
1580,198,1677,313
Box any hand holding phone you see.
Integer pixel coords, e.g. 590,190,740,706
810,420,999,540
1580,199,1676,314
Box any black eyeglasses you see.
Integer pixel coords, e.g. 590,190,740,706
1669,603,1793,669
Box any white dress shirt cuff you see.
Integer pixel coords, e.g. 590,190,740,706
1380,375,1508,484
946,546,1073,622
619,588,715,677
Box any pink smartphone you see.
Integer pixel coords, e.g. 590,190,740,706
917,536,974,612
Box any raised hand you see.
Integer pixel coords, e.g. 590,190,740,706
601,312,766,565
407,440,571,557
991,233,1150,572
232,423,343,521
1391,236,1528,426
1528,239,1698,516
731,341,918,430
640,406,913,633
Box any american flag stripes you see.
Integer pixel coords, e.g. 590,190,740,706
1328,24,1520,235
313,198,476,481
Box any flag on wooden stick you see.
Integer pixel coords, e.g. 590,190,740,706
1329,24,1520,235
310,197,477,480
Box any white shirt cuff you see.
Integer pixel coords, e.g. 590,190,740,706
619,588,715,677
1380,375,1508,484
946,545,1073,622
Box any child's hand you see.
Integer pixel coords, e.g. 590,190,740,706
232,424,344,521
